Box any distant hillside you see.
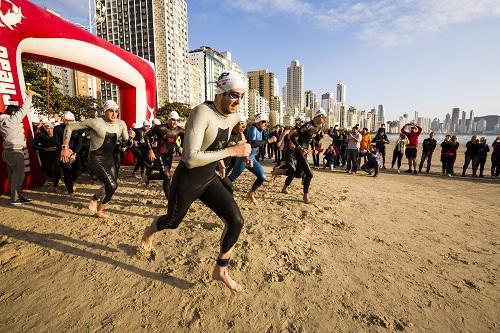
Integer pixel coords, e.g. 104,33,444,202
474,115,499,131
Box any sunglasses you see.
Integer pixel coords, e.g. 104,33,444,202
224,91,245,100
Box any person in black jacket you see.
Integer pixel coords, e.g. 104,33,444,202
418,132,437,174
53,112,83,194
462,136,479,177
32,123,57,178
474,137,490,177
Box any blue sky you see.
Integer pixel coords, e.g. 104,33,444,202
32,0,500,121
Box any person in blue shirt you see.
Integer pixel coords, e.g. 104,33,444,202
229,112,276,203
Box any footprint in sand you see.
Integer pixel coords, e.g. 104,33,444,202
136,248,156,262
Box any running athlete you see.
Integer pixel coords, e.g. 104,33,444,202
281,109,327,204
140,71,251,291
229,112,276,204
143,111,184,200
61,100,132,218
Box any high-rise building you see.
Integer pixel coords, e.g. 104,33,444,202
188,63,204,107
282,85,287,108
45,64,76,97
451,107,460,133
188,46,225,102
468,110,474,133
305,90,316,111
377,104,385,126
247,69,277,104
414,111,419,123
74,70,101,99
96,0,190,106
336,82,346,104
286,60,304,110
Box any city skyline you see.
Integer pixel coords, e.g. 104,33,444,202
31,0,500,121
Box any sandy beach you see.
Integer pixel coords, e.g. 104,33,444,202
0,143,499,332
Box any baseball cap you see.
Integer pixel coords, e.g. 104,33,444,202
168,111,180,120
214,71,246,94
255,112,269,123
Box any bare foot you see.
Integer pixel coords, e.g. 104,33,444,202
140,224,156,253
95,210,109,219
88,199,98,214
303,194,313,204
212,265,243,292
281,186,289,194
72,184,77,192
247,191,257,204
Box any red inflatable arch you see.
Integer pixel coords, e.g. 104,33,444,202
0,0,157,194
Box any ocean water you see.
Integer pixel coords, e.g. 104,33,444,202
386,134,499,145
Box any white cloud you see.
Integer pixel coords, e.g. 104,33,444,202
226,0,500,46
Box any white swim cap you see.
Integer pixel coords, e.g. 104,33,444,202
40,115,49,123
215,71,246,94
314,108,327,118
103,100,119,111
295,114,305,122
63,111,75,121
255,112,269,123
168,111,180,120
238,113,247,123
153,118,161,125
142,120,151,127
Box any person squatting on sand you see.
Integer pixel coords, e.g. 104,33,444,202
229,112,276,204
140,71,251,292
143,111,184,200
61,100,133,218
280,108,327,204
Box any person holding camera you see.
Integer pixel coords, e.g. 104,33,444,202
401,123,422,174
345,126,361,174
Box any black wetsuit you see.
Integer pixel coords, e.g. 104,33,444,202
285,121,322,194
54,124,83,194
64,117,129,204
32,130,57,177
144,124,184,199
155,102,243,254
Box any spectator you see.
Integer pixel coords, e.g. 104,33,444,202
360,146,379,177
418,132,437,174
359,127,371,166
491,136,500,177
372,131,389,169
391,133,409,173
401,122,422,174
345,126,361,174
0,90,35,205
462,136,479,177
474,137,490,177
323,144,336,170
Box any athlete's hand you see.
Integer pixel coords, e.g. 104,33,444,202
148,150,156,162
268,136,277,144
244,157,253,168
60,148,74,163
218,161,226,179
128,128,136,138
229,139,251,157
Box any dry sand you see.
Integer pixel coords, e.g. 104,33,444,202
0,144,499,332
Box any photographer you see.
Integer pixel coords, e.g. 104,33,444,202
401,122,422,174
345,126,361,174
462,136,480,177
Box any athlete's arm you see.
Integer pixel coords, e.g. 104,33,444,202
61,119,97,163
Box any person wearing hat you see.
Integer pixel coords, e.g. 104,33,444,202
53,111,82,194
0,90,36,205
32,121,57,178
140,71,251,292
281,108,327,204
142,110,184,200
61,100,131,218
229,112,276,204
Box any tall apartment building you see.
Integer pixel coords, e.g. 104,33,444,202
188,63,204,107
286,60,304,110
247,69,277,104
451,108,460,133
189,47,248,116
45,65,76,97
336,82,346,104
74,71,101,99
95,0,189,106
377,104,385,126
